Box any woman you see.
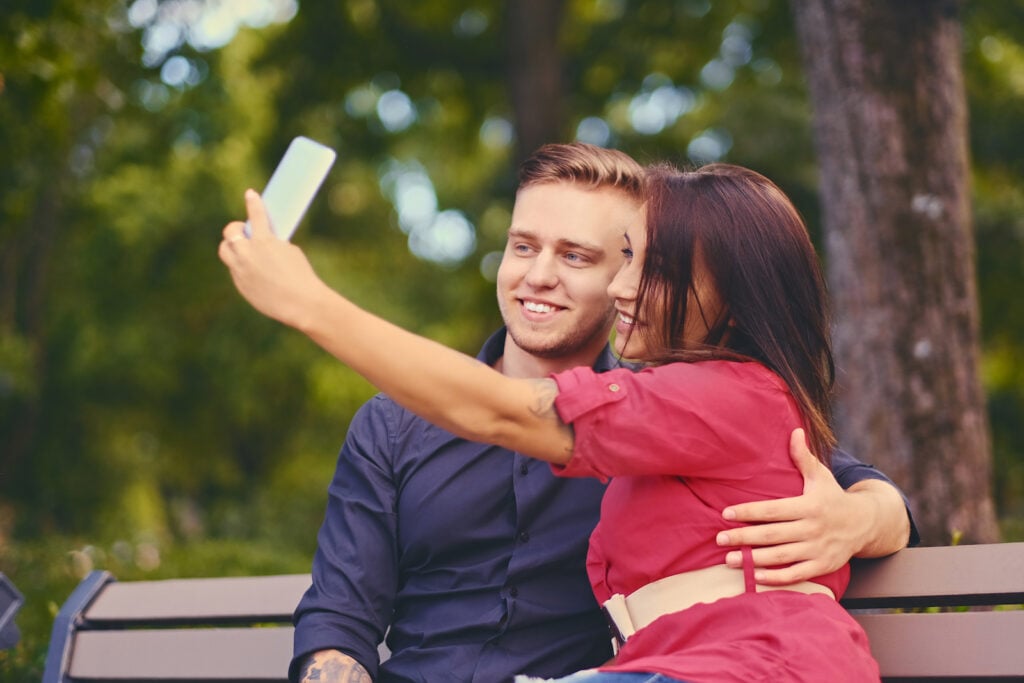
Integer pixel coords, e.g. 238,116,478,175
219,162,879,681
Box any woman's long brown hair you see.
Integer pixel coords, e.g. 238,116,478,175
636,163,837,462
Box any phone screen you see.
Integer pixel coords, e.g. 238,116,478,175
248,136,337,240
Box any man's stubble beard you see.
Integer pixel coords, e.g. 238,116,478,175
505,307,617,360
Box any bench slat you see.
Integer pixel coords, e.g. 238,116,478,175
854,610,1024,678
68,627,293,681
83,574,311,625
843,543,1024,608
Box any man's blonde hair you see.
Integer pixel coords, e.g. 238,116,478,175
517,142,644,200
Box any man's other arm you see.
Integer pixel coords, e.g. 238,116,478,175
716,428,916,584
291,398,398,681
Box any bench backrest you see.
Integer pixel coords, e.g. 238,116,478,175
43,571,310,682
43,543,1024,681
842,542,1024,680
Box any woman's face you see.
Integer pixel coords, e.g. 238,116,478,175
607,222,722,359
606,225,649,358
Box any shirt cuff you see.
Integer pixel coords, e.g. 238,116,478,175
550,367,629,480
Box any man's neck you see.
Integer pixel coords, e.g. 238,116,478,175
495,332,606,379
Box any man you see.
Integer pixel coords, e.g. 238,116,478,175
291,143,915,683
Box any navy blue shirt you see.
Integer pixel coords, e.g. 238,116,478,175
291,328,917,682
291,330,616,682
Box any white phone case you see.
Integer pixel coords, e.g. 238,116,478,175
247,136,336,240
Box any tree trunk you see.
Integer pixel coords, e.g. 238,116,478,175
0,161,65,492
790,0,999,544
504,0,567,165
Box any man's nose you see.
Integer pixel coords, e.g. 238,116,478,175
525,253,558,288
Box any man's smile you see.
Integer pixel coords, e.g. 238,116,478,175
521,299,563,315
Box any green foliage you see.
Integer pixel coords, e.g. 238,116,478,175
964,2,1024,520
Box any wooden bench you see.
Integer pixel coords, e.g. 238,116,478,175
43,571,310,682
43,542,1024,682
842,542,1024,680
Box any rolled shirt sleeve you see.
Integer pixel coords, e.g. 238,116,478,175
552,362,798,482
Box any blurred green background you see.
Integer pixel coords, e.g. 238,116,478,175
1,1,1022,678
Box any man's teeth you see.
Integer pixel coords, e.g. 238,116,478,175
619,313,635,325
524,301,557,313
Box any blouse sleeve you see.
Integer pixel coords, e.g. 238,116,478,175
552,361,799,481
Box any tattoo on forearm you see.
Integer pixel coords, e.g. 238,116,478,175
299,650,371,683
528,378,575,458
527,378,560,420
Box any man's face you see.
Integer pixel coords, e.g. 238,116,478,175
497,182,641,360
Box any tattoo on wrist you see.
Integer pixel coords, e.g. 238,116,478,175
299,651,371,683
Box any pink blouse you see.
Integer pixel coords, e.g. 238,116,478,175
552,360,878,682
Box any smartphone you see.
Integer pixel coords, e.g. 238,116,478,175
245,136,337,240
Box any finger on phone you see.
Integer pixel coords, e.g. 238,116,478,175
244,189,272,238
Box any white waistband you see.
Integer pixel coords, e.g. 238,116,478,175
602,562,835,643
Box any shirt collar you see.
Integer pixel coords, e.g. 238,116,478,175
478,326,623,374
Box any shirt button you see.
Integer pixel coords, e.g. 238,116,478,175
508,586,519,597
518,531,530,543
519,463,529,475
608,383,620,392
